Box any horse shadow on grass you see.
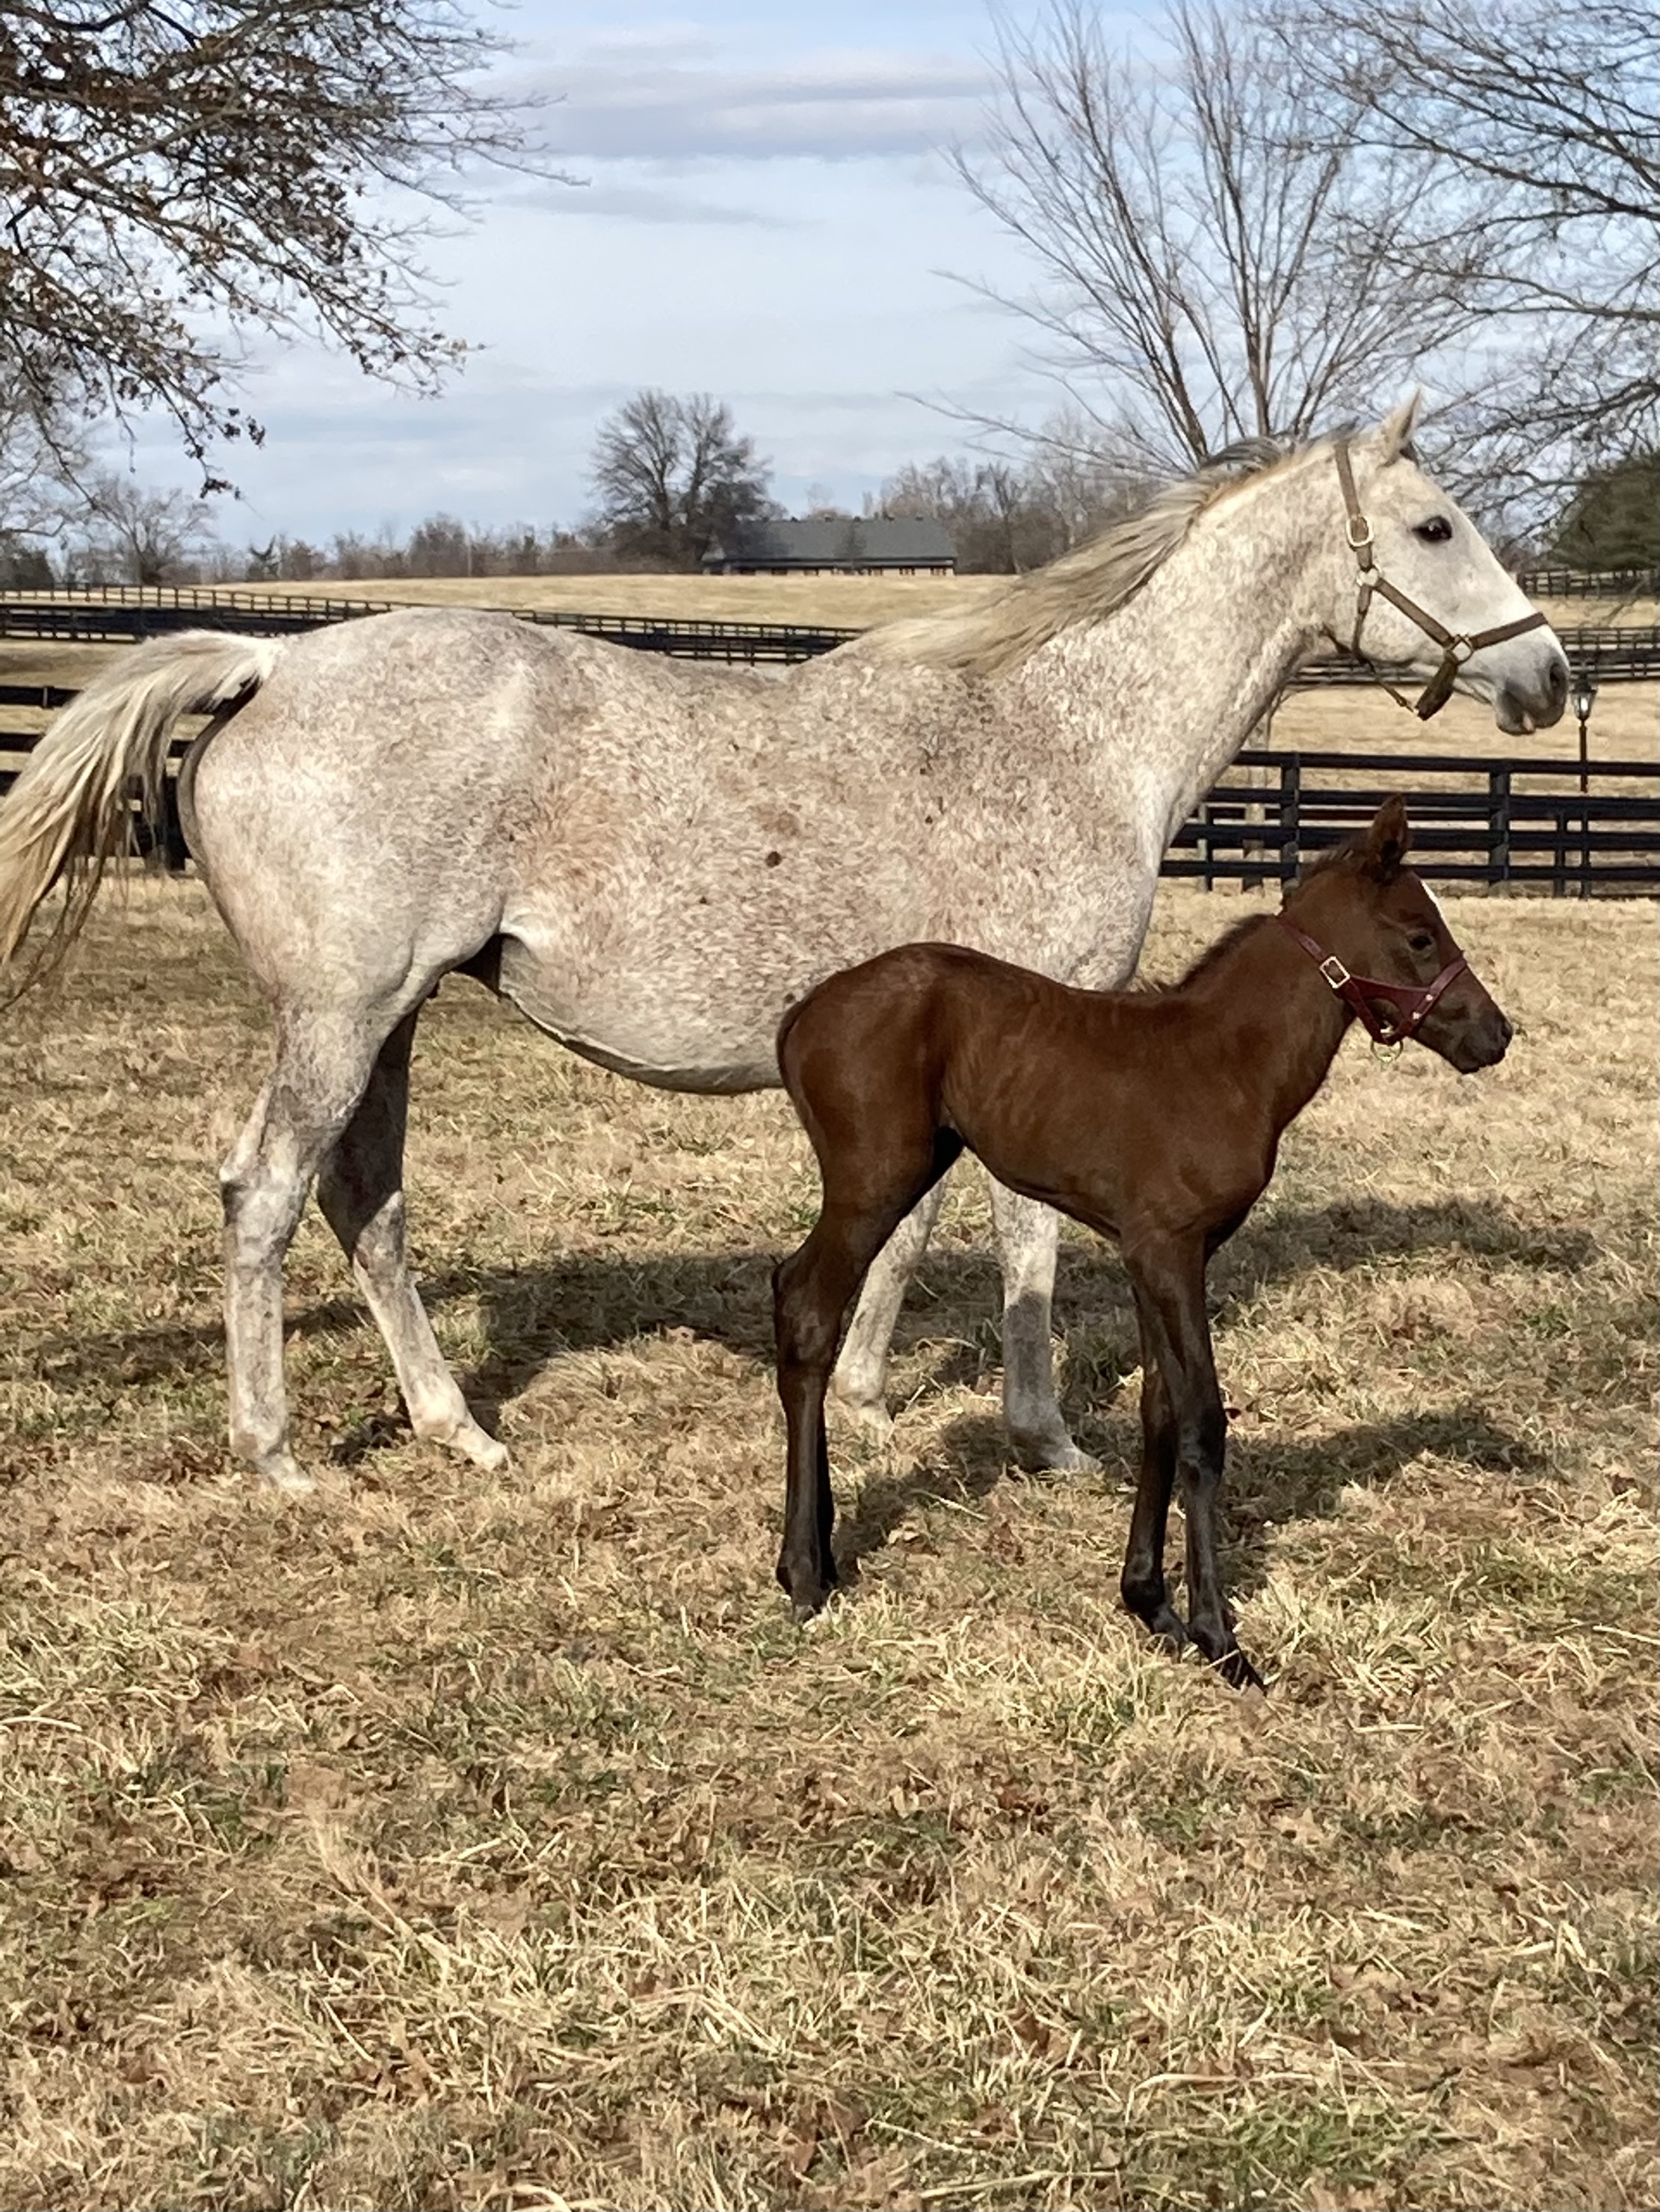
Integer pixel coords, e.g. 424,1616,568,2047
827,1396,1544,1603
38,1192,1593,1443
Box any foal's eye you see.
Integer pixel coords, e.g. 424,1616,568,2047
1408,931,1437,955
1413,516,1454,543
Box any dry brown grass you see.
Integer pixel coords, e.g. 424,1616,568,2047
0,879,1654,2212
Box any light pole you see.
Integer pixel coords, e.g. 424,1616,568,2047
1572,672,1598,899
1572,671,1598,797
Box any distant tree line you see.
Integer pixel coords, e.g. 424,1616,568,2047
2,395,1653,592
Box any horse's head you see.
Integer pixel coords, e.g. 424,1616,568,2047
1284,799,1513,1072
1319,398,1568,736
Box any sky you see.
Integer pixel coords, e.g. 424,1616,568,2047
126,1,1151,549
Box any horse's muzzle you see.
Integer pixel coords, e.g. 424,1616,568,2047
1494,650,1569,735
1445,1004,1513,1073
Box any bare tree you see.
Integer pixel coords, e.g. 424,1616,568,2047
950,0,1457,470
1269,0,1659,499
74,473,217,585
1,1,560,484
0,384,88,543
588,392,774,568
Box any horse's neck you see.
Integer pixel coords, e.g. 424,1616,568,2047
1027,463,1333,854
1181,916,1353,1127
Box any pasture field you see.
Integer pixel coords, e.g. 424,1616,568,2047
0,879,1654,2212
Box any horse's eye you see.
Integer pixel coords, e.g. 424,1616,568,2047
1413,516,1454,543
1408,931,1437,955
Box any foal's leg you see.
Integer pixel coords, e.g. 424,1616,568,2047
220,1008,394,1494
1125,1239,1262,1689
1118,1290,1188,1652
828,1183,946,1439
315,1008,507,1476
776,1139,962,1615
989,1183,1095,1473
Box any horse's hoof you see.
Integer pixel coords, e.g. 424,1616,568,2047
254,1452,315,1497
1217,1647,1267,1693
827,1390,895,1447
1010,1431,1099,1476
432,1418,510,1475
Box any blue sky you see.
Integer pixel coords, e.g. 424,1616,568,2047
133,1,1149,548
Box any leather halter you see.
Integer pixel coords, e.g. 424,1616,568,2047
1276,912,1469,1048
1332,440,1549,720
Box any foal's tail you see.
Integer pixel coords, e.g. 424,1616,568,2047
0,629,284,982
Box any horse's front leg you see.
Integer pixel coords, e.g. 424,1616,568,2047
1126,1239,1262,1691
990,1183,1098,1473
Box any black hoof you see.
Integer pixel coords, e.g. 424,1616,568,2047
1216,1646,1266,1692
777,1556,836,1621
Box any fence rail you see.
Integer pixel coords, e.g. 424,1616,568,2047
1170,750,1659,897
4,593,1659,683
1515,566,1659,600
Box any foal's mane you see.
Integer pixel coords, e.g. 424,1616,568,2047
1147,834,1370,995
861,433,1324,679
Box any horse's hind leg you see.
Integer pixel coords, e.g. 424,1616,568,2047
828,1183,948,1438
315,1008,507,1476
990,1183,1096,1474
220,1009,391,1494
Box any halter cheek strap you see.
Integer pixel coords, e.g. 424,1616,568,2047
1275,912,1469,1048
1332,440,1549,721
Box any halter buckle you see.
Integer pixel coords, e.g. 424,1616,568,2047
1318,954,1351,991
1345,515,1374,554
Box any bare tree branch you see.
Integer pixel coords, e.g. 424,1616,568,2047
1269,0,1659,508
0,0,568,485
946,0,1460,471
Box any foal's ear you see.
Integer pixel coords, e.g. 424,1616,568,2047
1377,392,1422,462
1363,796,1413,879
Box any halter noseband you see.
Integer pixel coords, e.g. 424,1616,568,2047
1332,440,1549,721
1275,911,1469,1048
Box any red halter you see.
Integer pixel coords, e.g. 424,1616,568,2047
1275,913,1469,1048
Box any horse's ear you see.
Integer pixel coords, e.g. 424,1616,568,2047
1363,796,1413,879
1377,392,1423,462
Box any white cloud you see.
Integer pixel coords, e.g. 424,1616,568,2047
525,47,993,164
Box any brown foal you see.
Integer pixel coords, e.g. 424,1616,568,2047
771,800,1513,1689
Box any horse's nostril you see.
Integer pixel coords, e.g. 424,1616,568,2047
1549,658,1568,706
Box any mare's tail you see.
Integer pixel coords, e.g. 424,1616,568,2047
0,629,285,981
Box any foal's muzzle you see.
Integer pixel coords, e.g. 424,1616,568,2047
1437,999,1513,1073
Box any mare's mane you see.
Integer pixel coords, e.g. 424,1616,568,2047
860,433,1327,680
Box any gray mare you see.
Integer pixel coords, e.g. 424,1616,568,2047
0,403,1567,1492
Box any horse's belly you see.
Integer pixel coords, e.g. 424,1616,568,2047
496,936,782,1094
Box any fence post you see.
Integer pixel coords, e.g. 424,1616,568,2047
1580,791,1593,900
1278,755,1301,884
1488,766,1511,889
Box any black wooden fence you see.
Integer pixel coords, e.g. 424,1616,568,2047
1515,566,1659,600
1169,751,1659,897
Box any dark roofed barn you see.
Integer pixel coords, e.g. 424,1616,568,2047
701,517,955,576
